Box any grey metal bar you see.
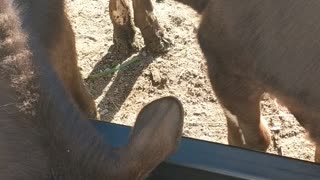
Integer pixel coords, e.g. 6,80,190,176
92,120,320,180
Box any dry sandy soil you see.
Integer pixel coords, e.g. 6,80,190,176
66,0,315,162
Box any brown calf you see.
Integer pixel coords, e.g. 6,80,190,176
176,0,320,162
0,0,184,179
109,0,171,54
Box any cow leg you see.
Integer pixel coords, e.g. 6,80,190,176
109,0,138,54
132,0,171,53
48,15,99,119
287,108,320,163
278,98,320,163
209,72,270,151
316,146,320,163
197,14,270,151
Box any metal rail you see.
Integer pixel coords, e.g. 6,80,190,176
92,120,320,180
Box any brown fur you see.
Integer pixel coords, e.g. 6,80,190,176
39,0,98,119
0,2,36,115
0,1,49,178
0,0,184,179
2,0,98,119
177,0,320,162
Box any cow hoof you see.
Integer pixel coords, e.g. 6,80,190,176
146,37,172,54
112,39,140,56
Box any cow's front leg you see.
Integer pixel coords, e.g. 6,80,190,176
109,0,138,54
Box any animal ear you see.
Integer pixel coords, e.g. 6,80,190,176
127,96,184,178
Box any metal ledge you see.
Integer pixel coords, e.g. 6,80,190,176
92,120,320,180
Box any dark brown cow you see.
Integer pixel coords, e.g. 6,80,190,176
0,0,184,179
175,0,320,162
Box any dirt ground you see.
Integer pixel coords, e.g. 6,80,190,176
66,0,315,162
